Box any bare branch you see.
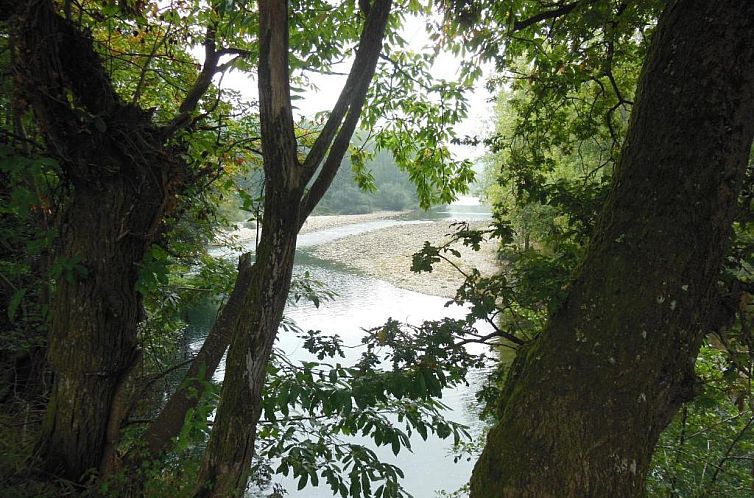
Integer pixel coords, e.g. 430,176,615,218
160,25,221,137
455,329,524,348
217,47,254,58
706,413,754,488
131,24,174,105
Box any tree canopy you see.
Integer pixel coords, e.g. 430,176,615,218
2,0,754,497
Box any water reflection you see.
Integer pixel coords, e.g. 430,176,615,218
192,199,493,497
273,262,490,497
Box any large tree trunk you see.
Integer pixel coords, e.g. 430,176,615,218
9,2,196,480
470,1,754,496
40,155,173,480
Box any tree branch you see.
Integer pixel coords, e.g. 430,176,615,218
298,0,393,226
300,8,391,177
257,0,302,188
160,25,221,138
455,329,524,348
136,253,255,459
217,47,254,58
706,413,754,489
512,1,583,32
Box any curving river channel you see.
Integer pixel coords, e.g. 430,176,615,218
193,198,493,497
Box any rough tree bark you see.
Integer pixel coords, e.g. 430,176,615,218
470,1,754,496
5,0,221,480
193,1,393,496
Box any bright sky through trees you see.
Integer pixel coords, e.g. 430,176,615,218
210,13,493,163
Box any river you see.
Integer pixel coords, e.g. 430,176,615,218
193,197,492,497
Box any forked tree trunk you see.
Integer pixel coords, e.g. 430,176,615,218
194,189,302,498
192,5,306,493
193,0,392,494
470,1,754,496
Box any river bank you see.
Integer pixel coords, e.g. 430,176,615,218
205,208,495,496
309,219,500,298
220,210,410,245
220,209,500,298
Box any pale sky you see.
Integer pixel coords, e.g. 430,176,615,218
214,14,494,163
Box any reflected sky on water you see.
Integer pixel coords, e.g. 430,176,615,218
191,198,493,497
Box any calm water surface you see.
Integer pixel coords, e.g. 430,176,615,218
194,198,492,497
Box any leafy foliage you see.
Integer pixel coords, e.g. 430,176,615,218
648,346,754,497
8,0,753,496
0,145,58,409
251,314,489,498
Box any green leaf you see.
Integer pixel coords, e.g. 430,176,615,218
390,437,400,456
297,473,308,490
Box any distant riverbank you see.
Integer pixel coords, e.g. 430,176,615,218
220,210,499,298
221,210,410,244
309,219,499,298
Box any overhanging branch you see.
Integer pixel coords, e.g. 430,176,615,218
512,1,584,32
298,0,393,225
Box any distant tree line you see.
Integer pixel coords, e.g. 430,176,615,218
314,149,419,215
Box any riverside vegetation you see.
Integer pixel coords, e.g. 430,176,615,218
2,1,754,497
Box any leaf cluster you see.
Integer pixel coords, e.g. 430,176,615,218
252,310,490,495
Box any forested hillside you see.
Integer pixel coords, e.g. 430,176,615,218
315,149,419,215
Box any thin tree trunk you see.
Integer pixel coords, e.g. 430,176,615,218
470,1,754,496
137,252,255,461
193,1,392,495
194,191,301,498
104,254,254,497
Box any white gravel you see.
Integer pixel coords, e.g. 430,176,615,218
309,220,500,298
218,211,500,298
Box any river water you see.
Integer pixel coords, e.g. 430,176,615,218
195,197,492,497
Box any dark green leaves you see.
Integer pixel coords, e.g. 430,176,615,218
135,245,172,296
253,314,482,497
